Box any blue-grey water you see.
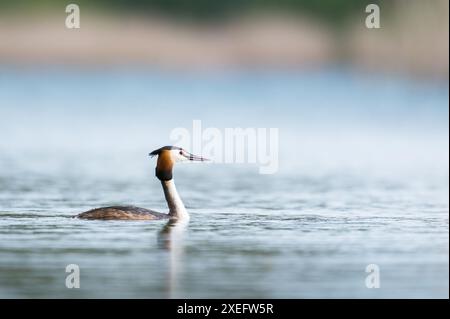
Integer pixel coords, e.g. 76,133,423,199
0,68,448,298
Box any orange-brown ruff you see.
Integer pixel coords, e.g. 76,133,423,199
75,146,207,220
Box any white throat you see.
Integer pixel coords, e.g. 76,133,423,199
161,179,189,220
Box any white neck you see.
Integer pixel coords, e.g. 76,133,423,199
161,179,189,220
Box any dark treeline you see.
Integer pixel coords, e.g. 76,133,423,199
0,0,382,24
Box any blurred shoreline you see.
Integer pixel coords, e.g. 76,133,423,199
0,1,448,80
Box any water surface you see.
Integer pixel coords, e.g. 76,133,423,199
0,69,448,298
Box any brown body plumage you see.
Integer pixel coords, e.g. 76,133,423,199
77,206,169,220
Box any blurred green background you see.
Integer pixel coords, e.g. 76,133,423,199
0,0,447,79
0,0,381,24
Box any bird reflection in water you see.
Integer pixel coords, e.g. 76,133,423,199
158,218,189,298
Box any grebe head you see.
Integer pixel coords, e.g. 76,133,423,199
149,146,208,181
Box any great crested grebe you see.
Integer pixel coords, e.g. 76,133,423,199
76,146,208,220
